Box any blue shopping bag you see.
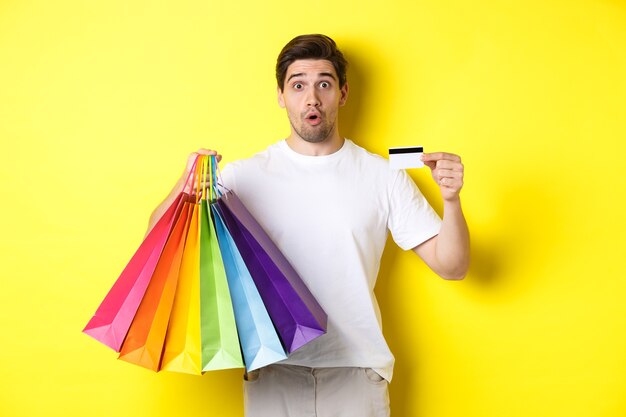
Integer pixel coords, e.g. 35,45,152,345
214,190,327,353
211,204,287,371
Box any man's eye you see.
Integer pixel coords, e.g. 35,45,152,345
320,81,330,88
294,83,303,89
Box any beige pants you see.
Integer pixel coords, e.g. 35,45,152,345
243,364,390,417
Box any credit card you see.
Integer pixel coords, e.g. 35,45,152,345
389,146,424,169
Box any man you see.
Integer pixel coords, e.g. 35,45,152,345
149,34,469,417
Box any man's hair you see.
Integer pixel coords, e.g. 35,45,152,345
276,34,348,91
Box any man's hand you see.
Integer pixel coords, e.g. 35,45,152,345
147,148,222,234
182,148,222,193
421,152,464,201
185,148,222,175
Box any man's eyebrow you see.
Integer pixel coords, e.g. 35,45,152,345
318,72,337,80
286,72,338,82
287,73,305,82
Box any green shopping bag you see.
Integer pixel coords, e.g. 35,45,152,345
198,157,243,371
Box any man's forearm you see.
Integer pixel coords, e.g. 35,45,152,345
434,197,470,279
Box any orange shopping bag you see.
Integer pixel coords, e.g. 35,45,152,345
117,200,193,371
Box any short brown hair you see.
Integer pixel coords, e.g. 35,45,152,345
276,34,348,91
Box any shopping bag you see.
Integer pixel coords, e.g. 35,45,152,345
160,199,203,374
159,154,241,374
212,203,287,370
82,193,184,352
215,191,327,353
199,197,243,371
195,155,243,371
85,152,328,374
117,200,191,371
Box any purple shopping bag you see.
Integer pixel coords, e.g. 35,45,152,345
215,191,327,353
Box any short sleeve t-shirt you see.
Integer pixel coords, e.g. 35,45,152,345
221,139,441,381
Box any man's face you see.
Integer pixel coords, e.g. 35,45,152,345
278,59,348,144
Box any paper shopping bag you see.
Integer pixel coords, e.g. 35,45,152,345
160,201,203,375
117,200,191,371
83,193,184,352
212,203,287,370
198,198,243,371
215,191,327,353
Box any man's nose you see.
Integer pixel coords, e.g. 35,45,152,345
306,89,321,106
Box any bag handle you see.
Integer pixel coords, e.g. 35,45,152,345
187,153,228,202
199,154,224,201
208,155,215,201
207,155,230,199
186,153,208,203
196,154,218,202
182,154,202,198
178,153,220,202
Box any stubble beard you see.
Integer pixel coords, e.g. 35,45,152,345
290,114,335,144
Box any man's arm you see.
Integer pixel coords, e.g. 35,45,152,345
146,149,221,235
412,152,470,280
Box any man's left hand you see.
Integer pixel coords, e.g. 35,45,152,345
421,152,464,201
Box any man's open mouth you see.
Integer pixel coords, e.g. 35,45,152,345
305,112,322,125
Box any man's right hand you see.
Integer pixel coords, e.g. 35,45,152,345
185,148,222,174
181,148,222,193
147,148,222,235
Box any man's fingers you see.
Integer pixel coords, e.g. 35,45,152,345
423,160,437,170
188,149,222,163
422,152,461,163
420,151,464,198
435,169,463,180
195,148,222,160
204,153,223,163
185,149,223,175
424,160,463,172
438,175,463,188
193,149,221,159
435,159,464,171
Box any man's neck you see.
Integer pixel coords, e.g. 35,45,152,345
286,133,345,156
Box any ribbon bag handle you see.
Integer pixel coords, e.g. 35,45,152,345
189,153,226,202
181,154,203,197
209,155,230,199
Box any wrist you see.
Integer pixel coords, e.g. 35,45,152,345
443,195,461,206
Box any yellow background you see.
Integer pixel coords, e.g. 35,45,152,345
1,0,625,416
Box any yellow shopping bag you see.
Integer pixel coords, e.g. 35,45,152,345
161,199,203,375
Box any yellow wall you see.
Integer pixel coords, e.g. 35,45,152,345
1,1,625,416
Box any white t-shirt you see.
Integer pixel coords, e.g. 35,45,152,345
221,139,441,381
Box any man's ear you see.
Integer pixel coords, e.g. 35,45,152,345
277,85,285,108
339,82,349,107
